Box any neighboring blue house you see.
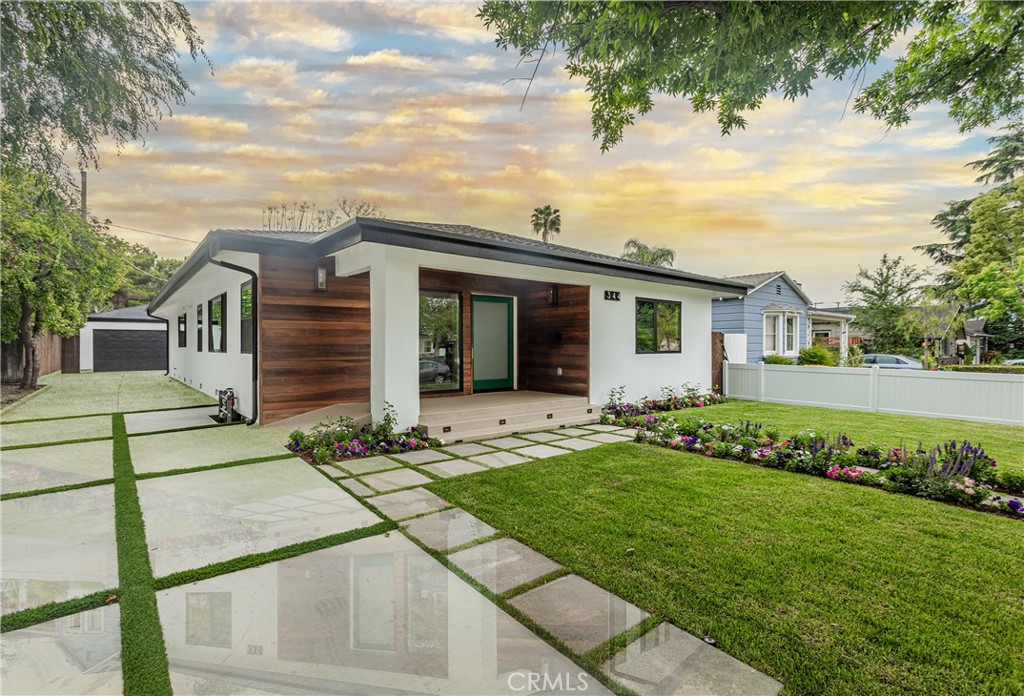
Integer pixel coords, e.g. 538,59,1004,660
712,271,853,363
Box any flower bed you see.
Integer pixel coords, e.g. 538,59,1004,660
611,412,1022,519
601,384,726,421
286,405,442,466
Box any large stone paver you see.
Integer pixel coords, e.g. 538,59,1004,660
371,488,448,520
2,371,212,420
403,508,497,552
519,431,566,444
469,452,532,469
1,415,111,447
481,436,534,450
441,442,496,457
510,574,649,653
124,406,219,434
584,432,633,444
1,605,122,695
156,533,610,695
137,459,380,577
448,538,561,594
360,467,433,492
515,444,572,460
603,623,783,696
129,425,287,474
1,440,113,494
554,438,603,452
1,485,118,612
336,456,400,476
390,449,452,465
422,459,488,479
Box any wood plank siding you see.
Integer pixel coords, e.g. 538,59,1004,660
259,255,370,423
419,268,590,399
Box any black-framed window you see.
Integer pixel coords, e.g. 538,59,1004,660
240,281,253,354
177,313,187,348
208,293,226,353
185,592,231,648
635,298,681,353
196,304,203,352
419,290,462,394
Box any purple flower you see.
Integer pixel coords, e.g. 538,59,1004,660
1009,500,1023,514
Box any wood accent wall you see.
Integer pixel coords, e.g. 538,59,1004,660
419,268,589,399
259,254,370,423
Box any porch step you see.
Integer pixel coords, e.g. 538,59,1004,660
418,402,602,442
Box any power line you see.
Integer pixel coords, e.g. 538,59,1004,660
107,222,201,245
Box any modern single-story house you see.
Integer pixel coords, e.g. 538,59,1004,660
148,219,747,437
711,271,854,363
79,305,168,372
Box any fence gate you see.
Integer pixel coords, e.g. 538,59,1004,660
711,331,725,394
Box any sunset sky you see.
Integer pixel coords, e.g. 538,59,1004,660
87,1,1007,304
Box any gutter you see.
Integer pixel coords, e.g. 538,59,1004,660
206,245,260,426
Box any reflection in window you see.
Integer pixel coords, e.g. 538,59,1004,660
240,281,253,354
636,299,681,353
64,607,104,634
406,555,448,654
208,293,226,353
352,554,395,651
186,592,232,648
196,304,203,352
419,291,461,393
177,314,187,348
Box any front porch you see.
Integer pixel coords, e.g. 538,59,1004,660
418,390,601,441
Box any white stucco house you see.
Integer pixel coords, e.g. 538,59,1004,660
148,219,747,437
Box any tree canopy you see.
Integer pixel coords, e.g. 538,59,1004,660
621,238,676,267
531,204,561,243
261,198,385,232
109,240,184,308
842,253,924,354
1,1,207,185
480,1,1024,149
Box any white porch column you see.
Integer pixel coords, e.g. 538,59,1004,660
369,247,420,430
839,321,850,365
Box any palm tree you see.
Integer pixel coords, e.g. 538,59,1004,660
621,238,676,267
531,205,561,243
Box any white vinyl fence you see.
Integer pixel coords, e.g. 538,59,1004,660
724,362,1024,426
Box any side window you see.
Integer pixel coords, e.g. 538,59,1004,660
177,314,187,348
208,293,226,353
635,298,681,354
240,281,253,355
196,304,203,352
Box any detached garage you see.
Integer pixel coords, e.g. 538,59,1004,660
80,305,168,372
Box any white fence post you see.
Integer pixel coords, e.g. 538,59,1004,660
869,365,880,412
758,361,765,402
723,359,730,397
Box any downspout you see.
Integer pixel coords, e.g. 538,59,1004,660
144,305,170,377
207,247,260,426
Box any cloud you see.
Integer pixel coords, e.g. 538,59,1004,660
217,58,298,90
464,54,497,71
365,2,493,44
346,49,438,74
168,114,249,139
203,3,352,52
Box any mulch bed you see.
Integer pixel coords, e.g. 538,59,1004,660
1,383,39,407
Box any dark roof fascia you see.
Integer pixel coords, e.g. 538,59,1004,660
312,219,748,296
149,231,312,313
88,316,166,324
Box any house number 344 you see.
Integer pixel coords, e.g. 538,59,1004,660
604,291,621,301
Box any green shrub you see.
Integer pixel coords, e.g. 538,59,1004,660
939,365,1024,375
845,344,865,368
998,470,1024,495
798,345,835,366
763,354,795,365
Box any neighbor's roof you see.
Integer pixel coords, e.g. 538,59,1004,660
87,305,164,323
964,318,992,336
150,218,749,312
723,270,813,305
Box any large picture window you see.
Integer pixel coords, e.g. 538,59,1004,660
186,592,231,648
178,313,187,348
419,290,461,393
635,298,681,353
208,293,226,353
764,311,800,356
196,304,203,352
240,281,253,354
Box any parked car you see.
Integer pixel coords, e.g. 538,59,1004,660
419,359,451,383
1004,358,1024,366
862,354,923,369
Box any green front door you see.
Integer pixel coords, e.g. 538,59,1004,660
472,296,514,391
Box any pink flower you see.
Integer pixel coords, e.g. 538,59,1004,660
965,488,975,495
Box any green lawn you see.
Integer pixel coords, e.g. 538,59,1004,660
430,444,1024,696
680,401,1024,472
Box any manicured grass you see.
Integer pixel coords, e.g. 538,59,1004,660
111,413,173,696
681,401,1024,471
430,443,1024,696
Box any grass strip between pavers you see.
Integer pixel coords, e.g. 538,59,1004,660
154,520,397,591
111,413,173,696
1,402,215,424
1,477,115,501
1,435,112,451
0,589,117,633
396,527,639,696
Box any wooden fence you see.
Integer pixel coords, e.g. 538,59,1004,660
724,362,1024,426
1,333,66,383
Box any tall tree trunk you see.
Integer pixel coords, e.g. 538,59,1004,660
18,293,34,389
113,289,128,308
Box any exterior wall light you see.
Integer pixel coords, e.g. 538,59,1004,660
547,285,559,306
315,266,328,292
